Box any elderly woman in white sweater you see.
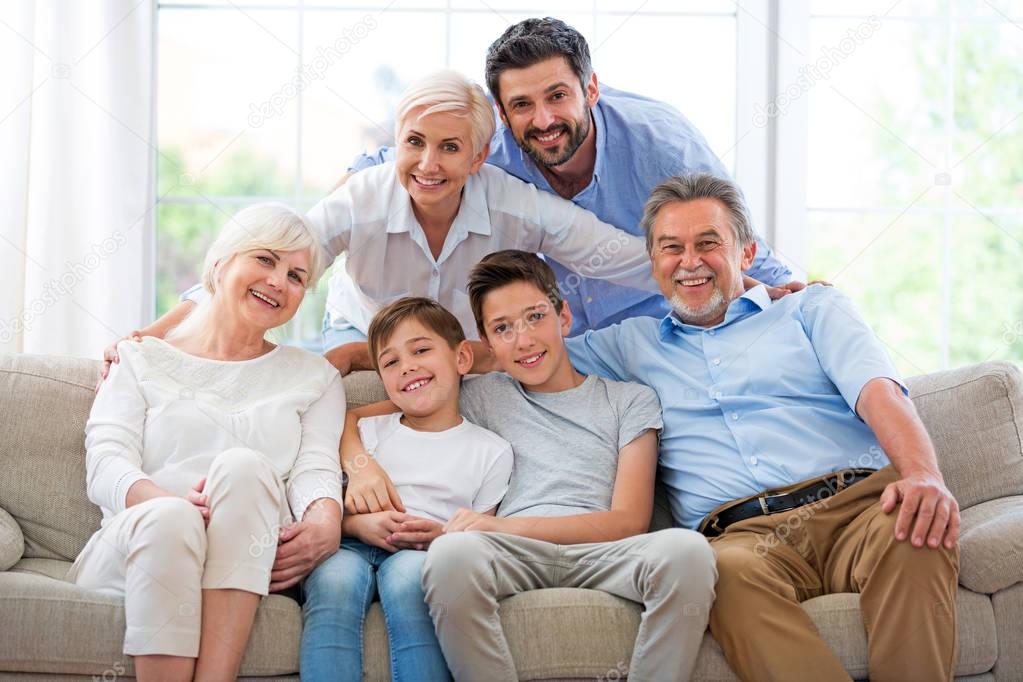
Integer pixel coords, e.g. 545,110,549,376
69,205,345,682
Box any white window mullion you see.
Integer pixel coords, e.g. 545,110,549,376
770,1,809,281
734,0,772,247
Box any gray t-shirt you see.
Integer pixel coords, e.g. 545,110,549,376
459,373,662,518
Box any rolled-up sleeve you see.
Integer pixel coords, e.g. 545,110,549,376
347,146,395,172
180,283,209,305
286,371,346,520
84,344,151,514
565,326,633,383
801,285,907,414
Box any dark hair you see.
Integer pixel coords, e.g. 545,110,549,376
485,17,593,107
366,297,466,372
467,250,564,339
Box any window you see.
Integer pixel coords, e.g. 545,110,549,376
801,1,1023,374
155,1,740,349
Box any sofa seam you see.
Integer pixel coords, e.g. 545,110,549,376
0,368,96,393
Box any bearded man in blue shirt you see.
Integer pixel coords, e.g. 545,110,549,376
566,172,960,682
349,17,803,337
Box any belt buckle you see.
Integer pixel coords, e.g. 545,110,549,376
759,491,798,516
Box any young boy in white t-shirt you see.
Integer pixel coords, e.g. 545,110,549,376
299,297,512,682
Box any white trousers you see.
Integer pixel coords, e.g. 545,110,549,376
67,448,290,657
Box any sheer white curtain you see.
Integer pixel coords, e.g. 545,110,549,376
0,0,154,358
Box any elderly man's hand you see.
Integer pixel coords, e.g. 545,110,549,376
880,471,960,550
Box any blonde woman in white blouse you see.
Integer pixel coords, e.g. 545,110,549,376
69,205,346,682
125,69,659,379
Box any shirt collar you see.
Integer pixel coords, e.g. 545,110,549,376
589,100,608,184
450,173,492,237
657,285,773,340
386,176,416,234
385,172,492,237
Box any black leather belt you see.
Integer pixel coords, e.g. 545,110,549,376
699,468,877,538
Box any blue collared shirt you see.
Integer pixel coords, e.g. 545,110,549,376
350,85,793,335
565,285,904,530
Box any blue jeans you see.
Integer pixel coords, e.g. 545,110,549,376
301,538,450,682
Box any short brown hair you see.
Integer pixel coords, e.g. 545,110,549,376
467,250,564,338
366,297,466,372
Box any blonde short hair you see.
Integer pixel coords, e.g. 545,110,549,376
394,70,496,155
169,203,327,339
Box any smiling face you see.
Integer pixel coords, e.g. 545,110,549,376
214,247,310,332
376,318,472,418
480,280,574,391
649,199,756,327
496,56,597,168
395,108,488,218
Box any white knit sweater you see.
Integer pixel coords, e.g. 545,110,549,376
85,337,345,524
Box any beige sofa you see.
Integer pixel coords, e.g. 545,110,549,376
1,353,1021,681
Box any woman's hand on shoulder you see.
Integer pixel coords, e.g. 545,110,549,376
97,331,142,389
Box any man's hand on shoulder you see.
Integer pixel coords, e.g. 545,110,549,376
881,470,959,550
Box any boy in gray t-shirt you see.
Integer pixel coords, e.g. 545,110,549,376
343,251,716,682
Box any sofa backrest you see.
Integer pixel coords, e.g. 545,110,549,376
905,361,1023,510
1,354,1021,557
0,354,103,561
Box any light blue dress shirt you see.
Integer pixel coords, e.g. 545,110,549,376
350,85,793,335
565,285,905,530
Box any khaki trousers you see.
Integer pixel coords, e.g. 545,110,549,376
421,528,717,682
708,465,959,682
67,448,290,657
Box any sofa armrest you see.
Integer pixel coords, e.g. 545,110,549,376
958,495,1023,594
0,506,24,571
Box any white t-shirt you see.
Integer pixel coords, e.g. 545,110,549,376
357,412,513,523
85,338,346,524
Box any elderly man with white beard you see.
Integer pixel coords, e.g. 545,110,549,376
566,172,960,682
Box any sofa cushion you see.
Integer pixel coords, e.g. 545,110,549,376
0,562,999,680
907,362,1023,510
958,495,1023,593
992,582,1023,681
366,586,997,681
0,355,103,561
0,508,24,571
0,559,301,677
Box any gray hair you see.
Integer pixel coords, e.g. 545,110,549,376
640,173,755,253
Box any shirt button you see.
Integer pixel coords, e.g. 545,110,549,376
714,391,723,399
708,330,716,336
586,297,593,303
731,412,739,421
750,456,758,466
712,358,721,366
